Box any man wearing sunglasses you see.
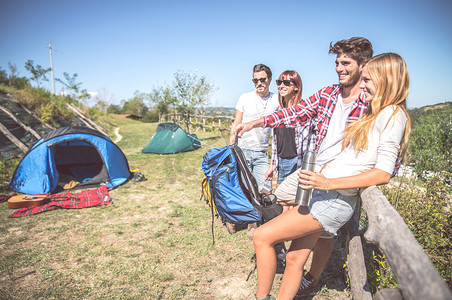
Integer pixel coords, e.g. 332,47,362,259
227,64,279,236
235,37,373,297
229,64,279,194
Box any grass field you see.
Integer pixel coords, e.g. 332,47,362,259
0,122,350,299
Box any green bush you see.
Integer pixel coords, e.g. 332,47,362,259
408,103,452,183
380,175,452,287
366,250,398,294
0,156,20,193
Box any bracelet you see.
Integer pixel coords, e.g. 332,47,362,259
326,178,329,193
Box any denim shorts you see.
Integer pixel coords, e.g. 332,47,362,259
277,156,298,184
308,189,358,236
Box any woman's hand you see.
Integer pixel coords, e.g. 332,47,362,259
298,169,329,190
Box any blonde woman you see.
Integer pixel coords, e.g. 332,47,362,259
237,52,411,300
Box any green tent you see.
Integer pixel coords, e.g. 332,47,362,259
142,122,201,154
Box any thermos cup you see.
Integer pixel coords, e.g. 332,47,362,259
294,151,316,206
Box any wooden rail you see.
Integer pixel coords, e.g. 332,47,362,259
66,103,108,136
162,113,234,133
345,186,451,299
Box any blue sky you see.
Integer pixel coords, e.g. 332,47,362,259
1,0,451,109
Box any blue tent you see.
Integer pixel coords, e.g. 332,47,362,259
9,126,131,194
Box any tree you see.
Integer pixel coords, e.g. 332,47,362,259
8,61,18,87
107,104,122,114
95,100,109,113
7,62,30,89
94,88,114,113
121,91,149,117
149,86,177,122
193,75,215,117
24,60,51,87
56,72,88,101
172,70,215,132
0,67,8,85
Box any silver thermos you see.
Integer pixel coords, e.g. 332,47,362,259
294,151,316,206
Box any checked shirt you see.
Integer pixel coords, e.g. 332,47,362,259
263,84,402,177
263,84,367,153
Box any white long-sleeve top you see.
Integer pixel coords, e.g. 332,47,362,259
322,105,407,196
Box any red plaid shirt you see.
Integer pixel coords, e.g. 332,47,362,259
263,84,367,152
263,84,402,177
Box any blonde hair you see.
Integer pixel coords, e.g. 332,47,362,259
342,53,411,158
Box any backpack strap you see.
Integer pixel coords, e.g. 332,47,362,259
201,176,216,245
208,177,216,245
230,140,264,215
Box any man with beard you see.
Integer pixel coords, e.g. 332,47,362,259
227,63,279,235
229,64,279,194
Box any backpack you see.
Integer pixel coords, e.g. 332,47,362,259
201,141,283,243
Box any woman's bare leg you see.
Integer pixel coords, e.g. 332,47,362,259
253,206,324,298
277,232,321,299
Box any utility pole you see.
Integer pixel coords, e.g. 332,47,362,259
48,41,55,94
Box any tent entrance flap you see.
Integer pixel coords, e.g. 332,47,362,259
51,139,109,187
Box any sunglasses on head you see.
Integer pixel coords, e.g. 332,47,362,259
252,78,267,84
276,80,293,86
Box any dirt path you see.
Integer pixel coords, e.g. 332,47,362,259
113,127,122,143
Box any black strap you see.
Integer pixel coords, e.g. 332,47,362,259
230,139,263,209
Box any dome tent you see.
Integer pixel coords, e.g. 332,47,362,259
142,122,201,154
10,126,131,194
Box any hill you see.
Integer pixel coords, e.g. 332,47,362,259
204,106,235,117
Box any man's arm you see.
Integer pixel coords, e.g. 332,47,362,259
236,118,264,138
229,110,243,145
235,90,322,139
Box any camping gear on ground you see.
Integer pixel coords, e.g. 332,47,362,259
9,126,131,195
142,122,201,154
9,185,112,218
201,138,283,243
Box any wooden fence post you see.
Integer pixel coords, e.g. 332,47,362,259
359,186,452,300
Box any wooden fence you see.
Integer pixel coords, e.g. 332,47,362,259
161,113,234,133
346,186,451,299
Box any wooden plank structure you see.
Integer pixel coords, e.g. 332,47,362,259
66,103,108,136
17,102,55,131
0,104,41,140
345,186,452,299
0,94,109,157
0,122,28,152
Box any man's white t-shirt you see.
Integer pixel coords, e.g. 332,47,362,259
235,91,279,151
315,94,353,171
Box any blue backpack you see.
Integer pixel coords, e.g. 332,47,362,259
201,141,282,242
